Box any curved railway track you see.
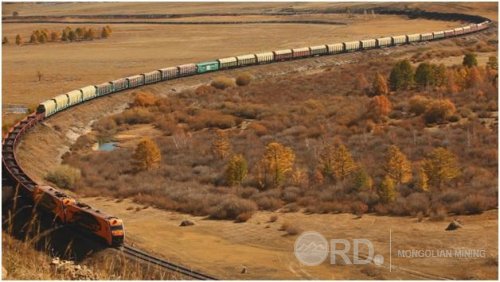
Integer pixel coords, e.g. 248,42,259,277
2,10,493,280
122,245,217,280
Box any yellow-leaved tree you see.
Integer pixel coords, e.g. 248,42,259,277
378,175,396,203
133,138,161,171
226,154,248,186
384,145,412,184
423,147,460,191
259,142,295,188
320,144,357,182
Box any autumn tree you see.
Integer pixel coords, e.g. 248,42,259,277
366,95,392,121
50,31,58,42
226,154,248,186
371,72,389,96
384,145,412,184
378,175,396,203
352,167,373,192
415,62,434,89
462,53,478,68
486,56,498,70
422,147,460,191
84,28,95,40
432,63,447,87
75,27,84,39
466,66,483,89
260,142,295,187
423,99,456,124
133,138,162,171
415,165,429,192
2,36,8,44
68,30,77,42
61,30,68,41
37,70,43,82
29,33,37,44
15,34,22,45
211,130,231,160
101,27,110,38
320,143,357,182
389,59,414,90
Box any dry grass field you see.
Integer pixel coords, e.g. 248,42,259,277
4,1,498,280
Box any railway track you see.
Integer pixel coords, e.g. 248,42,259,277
122,245,217,280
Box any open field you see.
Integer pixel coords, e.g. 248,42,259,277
4,2,498,280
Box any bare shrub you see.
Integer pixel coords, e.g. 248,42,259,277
113,108,154,125
430,206,447,221
209,197,257,220
280,221,302,235
236,72,253,86
423,99,456,125
408,95,430,115
211,76,235,90
188,110,239,130
45,164,81,189
269,215,278,222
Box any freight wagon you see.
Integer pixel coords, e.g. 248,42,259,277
196,61,219,73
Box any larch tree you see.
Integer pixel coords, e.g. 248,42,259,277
260,142,295,188
415,165,429,192
61,30,68,41
389,59,414,91
486,56,498,70
29,33,37,44
2,36,8,44
415,63,434,89
372,72,389,96
133,138,162,171
211,130,231,160
226,154,248,186
68,30,77,42
378,175,396,203
15,34,22,45
330,144,357,182
384,145,412,184
432,64,447,87
366,95,392,121
84,28,95,40
101,27,110,38
422,147,460,191
352,167,373,192
462,53,478,68
466,67,483,89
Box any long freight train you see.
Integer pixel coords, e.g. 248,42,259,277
2,20,491,247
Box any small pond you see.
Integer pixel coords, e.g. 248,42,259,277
98,142,117,152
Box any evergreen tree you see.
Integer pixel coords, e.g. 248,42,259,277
389,60,414,90
226,154,248,186
415,62,434,89
378,175,396,203
462,53,478,68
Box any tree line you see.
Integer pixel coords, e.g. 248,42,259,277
3,25,112,46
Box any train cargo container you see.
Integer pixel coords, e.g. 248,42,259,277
360,39,376,49
343,41,360,51
453,27,464,35
406,33,421,42
273,49,293,61
255,52,274,63
420,32,433,41
159,67,178,80
292,47,311,58
126,75,145,88
218,57,238,69
477,22,488,31
143,70,161,84
110,78,128,92
237,54,257,66
196,61,219,73
432,31,445,39
469,24,478,32
66,90,82,106
327,43,344,54
444,29,455,37
392,35,407,45
376,37,392,47
309,45,328,56
177,64,197,76
462,26,472,34
95,82,113,96
81,85,97,101
53,94,69,111
38,100,57,117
